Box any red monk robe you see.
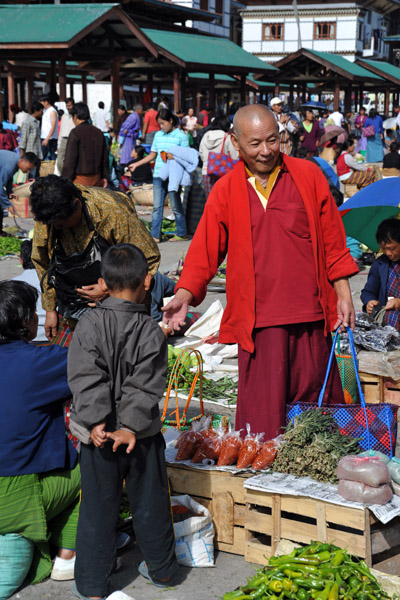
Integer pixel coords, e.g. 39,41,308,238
176,155,358,438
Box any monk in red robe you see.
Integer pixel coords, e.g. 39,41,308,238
163,105,358,438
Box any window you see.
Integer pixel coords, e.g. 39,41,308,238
200,0,208,10
314,22,336,40
262,23,284,41
215,0,223,14
358,21,363,41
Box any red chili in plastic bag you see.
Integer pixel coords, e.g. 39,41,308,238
251,441,277,470
191,436,223,463
217,434,242,467
175,431,203,461
237,436,262,469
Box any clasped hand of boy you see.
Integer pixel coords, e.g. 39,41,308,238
91,422,136,454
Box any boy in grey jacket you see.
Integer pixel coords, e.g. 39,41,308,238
68,243,177,600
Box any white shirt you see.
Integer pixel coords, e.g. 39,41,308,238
41,106,58,140
329,112,344,127
93,108,109,132
59,113,75,139
12,269,47,342
15,111,28,128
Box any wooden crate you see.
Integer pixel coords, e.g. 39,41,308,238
167,464,249,556
244,489,400,574
359,372,400,405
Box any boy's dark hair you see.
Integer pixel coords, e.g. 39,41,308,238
98,101,105,109
65,97,75,105
30,101,43,114
0,280,38,343
101,244,148,292
390,141,400,153
20,240,34,269
208,112,231,133
376,218,400,245
296,146,309,159
40,94,52,104
30,175,83,223
341,137,355,152
71,102,90,121
21,152,39,168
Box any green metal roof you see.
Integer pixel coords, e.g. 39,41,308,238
358,59,400,81
0,3,117,43
305,49,383,80
189,72,236,82
143,29,277,72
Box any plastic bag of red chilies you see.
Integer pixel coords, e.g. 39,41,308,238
237,424,264,469
175,416,212,461
252,440,278,470
217,426,243,467
191,423,225,464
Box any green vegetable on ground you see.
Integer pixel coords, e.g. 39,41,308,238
0,236,22,256
223,543,393,600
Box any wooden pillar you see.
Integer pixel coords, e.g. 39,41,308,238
82,74,87,104
196,85,201,115
27,76,33,110
359,86,363,111
302,84,307,104
209,73,215,110
296,84,301,109
344,86,352,113
240,74,246,103
333,81,340,111
274,82,280,97
69,81,74,97
289,84,294,110
180,71,187,112
50,60,57,99
7,70,15,122
111,58,120,129
173,71,180,113
384,89,390,116
59,58,67,101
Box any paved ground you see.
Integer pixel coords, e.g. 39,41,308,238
2,210,368,600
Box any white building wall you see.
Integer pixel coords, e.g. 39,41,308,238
171,0,231,38
241,4,389,64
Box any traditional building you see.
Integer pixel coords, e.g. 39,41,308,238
241,0,400,64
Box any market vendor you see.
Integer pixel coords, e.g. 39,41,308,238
163,104,358,439
361,218,400,330
0,280,79,596
337,137,376,189
30,175,160,345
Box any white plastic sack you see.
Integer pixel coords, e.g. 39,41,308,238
171,494,214,567
184,300,223,338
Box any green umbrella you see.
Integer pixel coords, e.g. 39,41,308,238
339,180,400,252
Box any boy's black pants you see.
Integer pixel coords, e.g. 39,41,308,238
75,432,177,598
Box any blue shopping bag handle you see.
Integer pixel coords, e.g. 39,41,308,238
318,326,376,453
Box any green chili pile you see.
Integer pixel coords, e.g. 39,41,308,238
272,410,361,483
223,542,393,600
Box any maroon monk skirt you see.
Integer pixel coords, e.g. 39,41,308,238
236,321,344,439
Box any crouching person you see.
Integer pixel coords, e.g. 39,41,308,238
0,281,80,599
68,243,177,600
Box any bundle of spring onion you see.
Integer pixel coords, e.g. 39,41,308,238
223,542,393,600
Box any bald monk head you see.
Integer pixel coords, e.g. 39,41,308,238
231,104,280,179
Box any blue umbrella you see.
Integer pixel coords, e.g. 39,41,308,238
339,179,400,252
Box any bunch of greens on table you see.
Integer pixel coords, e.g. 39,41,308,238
0,237,22,256
167,345,238,404
272,410,361,483
223,542,393,600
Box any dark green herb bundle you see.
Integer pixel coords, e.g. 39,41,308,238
272,409,361,483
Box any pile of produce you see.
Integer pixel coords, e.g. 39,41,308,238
167,345,238,404
272,410,361,484
0,236,22,257
175,422,278,471
223,542,393,600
